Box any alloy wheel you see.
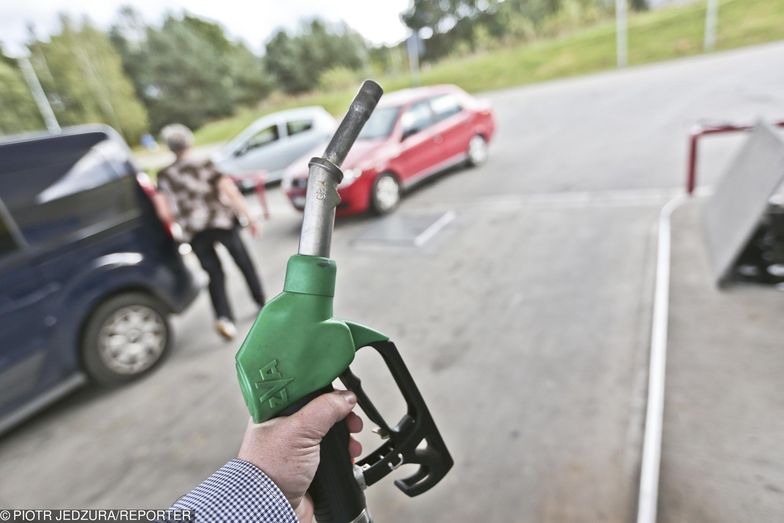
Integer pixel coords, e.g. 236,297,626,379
97,305,167,375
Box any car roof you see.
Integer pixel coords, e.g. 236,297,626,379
246,106,333,129
223,107,333,149
377,85,463,108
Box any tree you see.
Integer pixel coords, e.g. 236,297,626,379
400,0,615,61
27,16,148,143
226,43,273,107
111,9,272,132
0,54,43,135
400,0,501,61
264,19,368,94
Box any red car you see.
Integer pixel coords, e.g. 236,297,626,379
282,85,495,215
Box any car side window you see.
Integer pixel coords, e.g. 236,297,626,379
243,125,279,153
286,119,313,136
430,94,463,122
401,101,435,139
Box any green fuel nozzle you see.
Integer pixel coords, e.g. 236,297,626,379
235,80,453,523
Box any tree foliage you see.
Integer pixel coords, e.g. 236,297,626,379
28,16,148,142
111,9,272,132
398,0,616,63
402,0,492,33
264,19,368,94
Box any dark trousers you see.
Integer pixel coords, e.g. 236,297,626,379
190,226,265,321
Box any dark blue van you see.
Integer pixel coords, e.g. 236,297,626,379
0,126,199,432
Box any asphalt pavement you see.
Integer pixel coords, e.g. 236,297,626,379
658,200,784,522
1,42,784,522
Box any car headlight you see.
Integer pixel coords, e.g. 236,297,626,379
339,168,362,188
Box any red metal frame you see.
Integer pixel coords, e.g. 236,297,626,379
686,120,784,194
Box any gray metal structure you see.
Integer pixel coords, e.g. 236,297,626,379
704,0,719,51
18,55,60,133
702,121,784,284
615,0,628,68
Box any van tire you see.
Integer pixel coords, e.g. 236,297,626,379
81,292,172,387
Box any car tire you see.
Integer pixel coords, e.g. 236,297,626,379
466,134,489,167
81,292,171,387
370,172,401,215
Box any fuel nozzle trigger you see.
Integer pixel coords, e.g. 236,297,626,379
339,340,454,497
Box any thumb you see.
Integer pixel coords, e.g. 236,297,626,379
293,390,356,438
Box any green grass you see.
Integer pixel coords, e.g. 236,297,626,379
192,0,784,146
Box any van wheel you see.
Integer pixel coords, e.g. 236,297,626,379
82,292,171,386
370,173,401,215
466,134,488,167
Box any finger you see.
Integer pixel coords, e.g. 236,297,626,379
345,411,363,433
348,436,363,459
293,390,357,438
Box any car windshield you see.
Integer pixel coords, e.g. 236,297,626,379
357,106,401,140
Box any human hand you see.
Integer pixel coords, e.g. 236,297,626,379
237,391,363,521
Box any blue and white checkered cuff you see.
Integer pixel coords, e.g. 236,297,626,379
170,459,298,522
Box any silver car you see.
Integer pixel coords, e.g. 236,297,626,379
212,106,336,188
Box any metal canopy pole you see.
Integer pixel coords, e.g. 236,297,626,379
18,55,60,133
406,33,421,86
616,0,628,68
704,0,719,51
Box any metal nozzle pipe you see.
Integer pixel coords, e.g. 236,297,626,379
298,80,383,257
323,80,384,167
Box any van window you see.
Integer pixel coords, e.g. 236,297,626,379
286,120,313,136
430,94,462,122
0,133,138,246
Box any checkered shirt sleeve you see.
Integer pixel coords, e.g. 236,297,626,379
170,459,298,522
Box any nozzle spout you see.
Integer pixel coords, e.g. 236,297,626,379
298,80,383,258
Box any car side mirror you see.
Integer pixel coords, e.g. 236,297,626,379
234,146,246,157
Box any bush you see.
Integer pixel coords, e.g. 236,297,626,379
319,66,361,91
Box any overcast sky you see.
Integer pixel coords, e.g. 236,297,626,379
1,0,411,56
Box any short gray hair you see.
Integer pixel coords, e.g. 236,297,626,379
161,124,194,153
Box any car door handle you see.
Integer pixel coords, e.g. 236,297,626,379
433,135,444,144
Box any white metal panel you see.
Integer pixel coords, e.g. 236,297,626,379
702,121,784,283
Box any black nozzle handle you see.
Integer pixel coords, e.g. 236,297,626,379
282,386,369,523
323,80,383,167
310,417,368,522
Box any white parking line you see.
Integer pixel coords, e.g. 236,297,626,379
414,210,456,247
636,194,687,523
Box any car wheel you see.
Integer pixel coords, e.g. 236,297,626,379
371,172,401,215
466,134,488,167
82,292,171,386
